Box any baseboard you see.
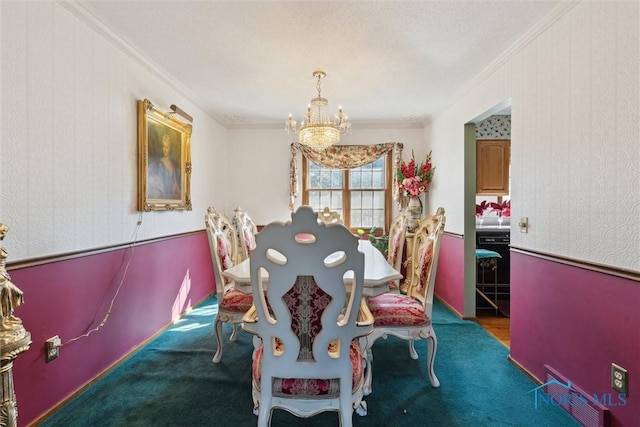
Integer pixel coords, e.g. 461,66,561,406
434,295,470,319
507,355,542,386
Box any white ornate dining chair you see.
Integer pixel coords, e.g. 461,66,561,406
233,206,258,262
242,206,373,427
205,206,253,363
386,209,409,292
317,206,343,225
362,207,446,394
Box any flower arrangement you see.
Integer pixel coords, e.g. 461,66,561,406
397,150,435,198
476,200,510,217
490,200,511,217
476,201,491,217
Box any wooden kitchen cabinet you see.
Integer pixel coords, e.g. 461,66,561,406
476,139,510,195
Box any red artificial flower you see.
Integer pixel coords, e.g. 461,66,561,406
489,200,511,217
396,150,436,198
476,200,490,217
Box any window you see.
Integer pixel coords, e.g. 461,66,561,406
302,152,392,233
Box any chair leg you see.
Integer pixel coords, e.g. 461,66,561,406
257,397,271,427
251,386,260,416
212,317,224,363
339,378,353,427
354,399,368,416
426,334,440,388
229,323,239,341
408,339,419,360
362,346,373,396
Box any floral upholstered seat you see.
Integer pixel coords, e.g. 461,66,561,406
205,206,253,364
362,207,445,394
242,206,372,427
366,292,431,327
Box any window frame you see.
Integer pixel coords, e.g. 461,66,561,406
302,150,393,234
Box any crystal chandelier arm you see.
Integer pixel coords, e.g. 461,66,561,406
304,104,313,123
335,106,346,124
285,70,349,150
285,114,297,133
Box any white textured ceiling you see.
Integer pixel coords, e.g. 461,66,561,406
73,0,564,129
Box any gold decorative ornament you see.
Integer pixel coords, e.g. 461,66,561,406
0,223,31,427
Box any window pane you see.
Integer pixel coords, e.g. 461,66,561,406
361,172,372,189
310,161,344,190
332,170,343,188
373,209,385,228
362,191,373,208
372,157,384,170
319,191,332,209
332,191,343,211
319,170,330,188
372,171,384,188
352,190,387,230
373,191,385,208
361,209,373,227
351,170,361,188
309,168,320,188
350,208,362,228
351,191,361,209
309,191,320,208
305,154,388,231
350,157,385,190
350,191,363,228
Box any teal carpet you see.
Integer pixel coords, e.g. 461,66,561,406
41,296,578,427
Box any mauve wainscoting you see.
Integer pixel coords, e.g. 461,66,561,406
9,231,215,426
435,234,639,427
510,251,639,427
434,233,465,315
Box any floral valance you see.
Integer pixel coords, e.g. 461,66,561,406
289,142,404,210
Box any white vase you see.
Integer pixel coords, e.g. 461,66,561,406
408,197,422,231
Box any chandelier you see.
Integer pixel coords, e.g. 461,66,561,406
285,70,350,151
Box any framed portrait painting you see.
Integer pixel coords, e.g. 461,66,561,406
138,99,192,211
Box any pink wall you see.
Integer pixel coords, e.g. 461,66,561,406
9,232,215,426
435,237,638,427
434,234,465,315
10,231,638,426
510,252,639,427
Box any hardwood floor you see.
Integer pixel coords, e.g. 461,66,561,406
476,315,510,348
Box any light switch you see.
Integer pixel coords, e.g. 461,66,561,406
518,217,528,233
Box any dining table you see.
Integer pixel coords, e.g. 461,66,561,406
222,239,402,297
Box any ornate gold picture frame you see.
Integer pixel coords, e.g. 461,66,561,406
138,99,192,211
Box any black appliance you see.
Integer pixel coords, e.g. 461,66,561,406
476,229,510,284
476,228,510,315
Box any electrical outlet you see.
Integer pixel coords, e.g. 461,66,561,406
45,335,61,363
611,363,628,394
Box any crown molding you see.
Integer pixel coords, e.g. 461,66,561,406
59,0,226,123
453,1,580,106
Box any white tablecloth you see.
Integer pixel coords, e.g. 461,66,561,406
222,239,402,297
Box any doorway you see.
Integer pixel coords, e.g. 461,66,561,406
464,99,512,347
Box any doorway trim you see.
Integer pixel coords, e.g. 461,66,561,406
463,98,512,318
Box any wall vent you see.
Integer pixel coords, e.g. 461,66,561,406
543,365,610,427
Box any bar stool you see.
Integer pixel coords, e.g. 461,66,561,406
475,248,502,315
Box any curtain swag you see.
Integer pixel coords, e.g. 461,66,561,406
289,142,404,210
